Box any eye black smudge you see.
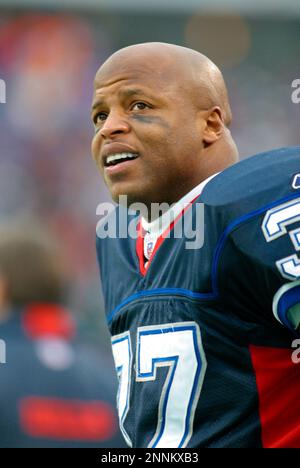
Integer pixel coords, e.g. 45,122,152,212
132,115,170,129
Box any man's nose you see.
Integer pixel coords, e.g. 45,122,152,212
99,111,130,139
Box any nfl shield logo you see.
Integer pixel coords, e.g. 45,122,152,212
146,241,154,259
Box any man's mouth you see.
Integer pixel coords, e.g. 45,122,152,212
104,152,139,167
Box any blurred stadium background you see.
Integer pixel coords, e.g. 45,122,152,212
0,0,299,353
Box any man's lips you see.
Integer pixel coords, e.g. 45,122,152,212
105,152,139,167
104,157,139,176
101,143,140,168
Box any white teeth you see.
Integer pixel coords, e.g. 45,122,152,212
106,153,138,165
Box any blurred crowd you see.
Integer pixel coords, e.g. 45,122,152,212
0,10,299,349
0,14,112,346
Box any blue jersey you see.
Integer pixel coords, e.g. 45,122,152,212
96,147,300,448
0,303,125,448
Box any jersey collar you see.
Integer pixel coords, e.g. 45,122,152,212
141,173,218,237
137,173,218,276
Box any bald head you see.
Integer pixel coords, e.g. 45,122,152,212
91,42,238,209
95,42,232,126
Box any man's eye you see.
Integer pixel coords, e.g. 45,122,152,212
132,102,149,111
94,112,107,124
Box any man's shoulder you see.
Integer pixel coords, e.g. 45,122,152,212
201,146,300,218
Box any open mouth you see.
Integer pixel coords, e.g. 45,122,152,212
104,152,139,167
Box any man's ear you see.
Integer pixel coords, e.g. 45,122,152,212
202,107,224,146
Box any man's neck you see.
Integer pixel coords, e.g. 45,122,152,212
142,172,218,230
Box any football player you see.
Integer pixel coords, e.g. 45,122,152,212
92,42,300,448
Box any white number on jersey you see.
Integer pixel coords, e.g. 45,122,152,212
111,322,206,448
111,331,132,447
262,197,300,280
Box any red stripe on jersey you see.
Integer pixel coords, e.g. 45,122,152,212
250,345,300,448
136,220,147,276
19,397,118,441
22,303,76,341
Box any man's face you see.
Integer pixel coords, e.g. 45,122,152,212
91,53,205,207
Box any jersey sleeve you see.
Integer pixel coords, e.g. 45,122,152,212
202,146,300,334
261,196,300,332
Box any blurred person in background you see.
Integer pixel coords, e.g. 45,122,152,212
0,222,125,448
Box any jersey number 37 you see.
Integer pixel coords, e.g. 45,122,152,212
111,322,206,448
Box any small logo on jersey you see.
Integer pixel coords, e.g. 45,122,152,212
146,241,154,259
292,174,300,190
